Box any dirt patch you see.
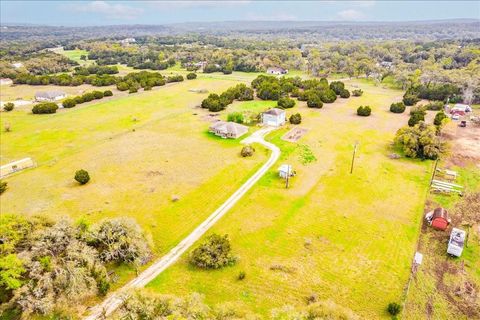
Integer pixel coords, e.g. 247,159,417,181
282,127,309,142
201,113,220,122
443,121,480,168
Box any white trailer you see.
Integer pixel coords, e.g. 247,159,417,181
447,228,466,257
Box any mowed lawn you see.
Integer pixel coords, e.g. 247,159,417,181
0,77,268,258
147,80,432,318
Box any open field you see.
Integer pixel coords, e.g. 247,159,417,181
145,80,433,318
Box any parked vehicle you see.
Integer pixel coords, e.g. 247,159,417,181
459,120,467,127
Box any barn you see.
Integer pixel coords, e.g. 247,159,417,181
425,207,450,231
0,157,35,178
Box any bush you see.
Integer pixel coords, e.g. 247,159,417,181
92,90,104,99
129,87,138,94
117,82,130,91
425,101,444,111
434,111,448,126
74,96,85,104
357,106,371,116
403,93,420,106
74,169,90,185
390,102,406,114
241,145,255,157
82,92,95,102
190,234,236,269
186,72,197,80
3,102,14,111
352,89,363,97
408,113,425,127
103,90,113,97
329,81,345,95
238,271,246,280
227,112,244,124
339,89,350,98
289,113,302,124
320,89,337,103
277,97,295,109
62,98,77,108
395,122,443,159
387,302,401,316
0,180,7,194
307,96,323,108
32,102,58,114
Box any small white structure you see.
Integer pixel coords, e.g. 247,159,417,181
447,228,466,257
266,67,288,75
0,78,13,86
209,121,248,139
35,91,67,102
0,158,35,178
11,62,23,69
278,164,293,179
413,252,423,265
262,108,286,127
119,38,136,45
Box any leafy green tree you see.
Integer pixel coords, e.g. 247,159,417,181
190,234,236,269
227,112,244,124
339,89,350,98
277,97,295,109
0,254,25,290
320,89,337,103
433,111,448,127
241,146,255,157
307,95,323,108
74,169,90,185
403,93,420,106
92,90,104,99
357,106,371,116
329,81,346,95
186,72,197,80
32,102,58,114
103,90,113,97
395,122,443,159
289,113,302,124
0,180,7,195
408,112,425,126
62,98,76,108
390,102,406,113
3,102,14,111
387,303,401,316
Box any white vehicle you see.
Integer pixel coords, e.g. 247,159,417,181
451,114,460,121
447,228,466,257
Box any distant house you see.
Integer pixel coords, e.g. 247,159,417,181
451,103,472,115
209,121,248,139
35,90,67,102
0,78,13,86
11,62,23,69
266,67,288,75
425,207,450,231
447,228,466,257
262,108,286,127
119,38,136,45
0,157,35,178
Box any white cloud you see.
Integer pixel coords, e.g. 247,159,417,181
72,1,144,20
337,9,366,21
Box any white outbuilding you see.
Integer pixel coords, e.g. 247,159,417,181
262,108,286,127
278,164,293,179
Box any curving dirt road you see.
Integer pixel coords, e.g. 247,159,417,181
84,127,280,319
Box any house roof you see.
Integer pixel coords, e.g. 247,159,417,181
35,91,66,99
209,121,248,136
432,207,448,220
264,108,285,116
267,67,286,72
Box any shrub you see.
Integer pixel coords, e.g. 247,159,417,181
74,169,90,185
390,102,406,114
352,89,363,97
434,111,448,126
186,72,197,80
289,113,302,124
227,112,244,124
32,102,58,114
238,271,246,280
403,93,420,106
3,102,14,111
241,145,255,157
357,106,371,116
320,89,337,103
190,234,236,269
62,98,77,108
425,101,444,111
143,86,152,91
103,90,113,97
395,122,443,159
329,81,345,95
307,96,323,108
74,96,85,104
408,113,425,127
117,82,130,91
82,92,95,102
387,302,401,316
0,180,7,194
277,97,295,109
92,90,104,99
129,87,138,94
339,89,350,98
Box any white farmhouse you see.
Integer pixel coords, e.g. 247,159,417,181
209,121,248,139
266,67,288,75
262,108,286,127
35,90,67,102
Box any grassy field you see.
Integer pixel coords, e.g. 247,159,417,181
145,80,433,318
0,76,270,259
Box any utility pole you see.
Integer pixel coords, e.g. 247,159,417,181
430,158,439,187
350,141,358,174
285,165,290,189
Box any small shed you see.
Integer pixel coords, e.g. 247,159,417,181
0,158,35,178
425,207,450,231
278,164,293,179
447,228,466,257
262,108,286,127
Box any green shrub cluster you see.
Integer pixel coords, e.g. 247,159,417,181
390,102,406,113
201,84,253,112
116,71,166,92
63,90,112,108
74,169,90,185
32,102,58,114
277,96,295,109
289,113,302,124
189,234,237,269
3,102,14,112
186,72,197,80
352,89,363,96
357,105,371,116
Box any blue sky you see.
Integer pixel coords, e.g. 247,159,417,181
1,1,479,26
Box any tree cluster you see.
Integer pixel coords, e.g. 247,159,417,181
72,65,119,76
116,71,166,92
201,84,253,112
394,121,443,159
63,90,113,108
357,106,371,116
390,102,406,114
189,234,236,269
32,102,58,114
